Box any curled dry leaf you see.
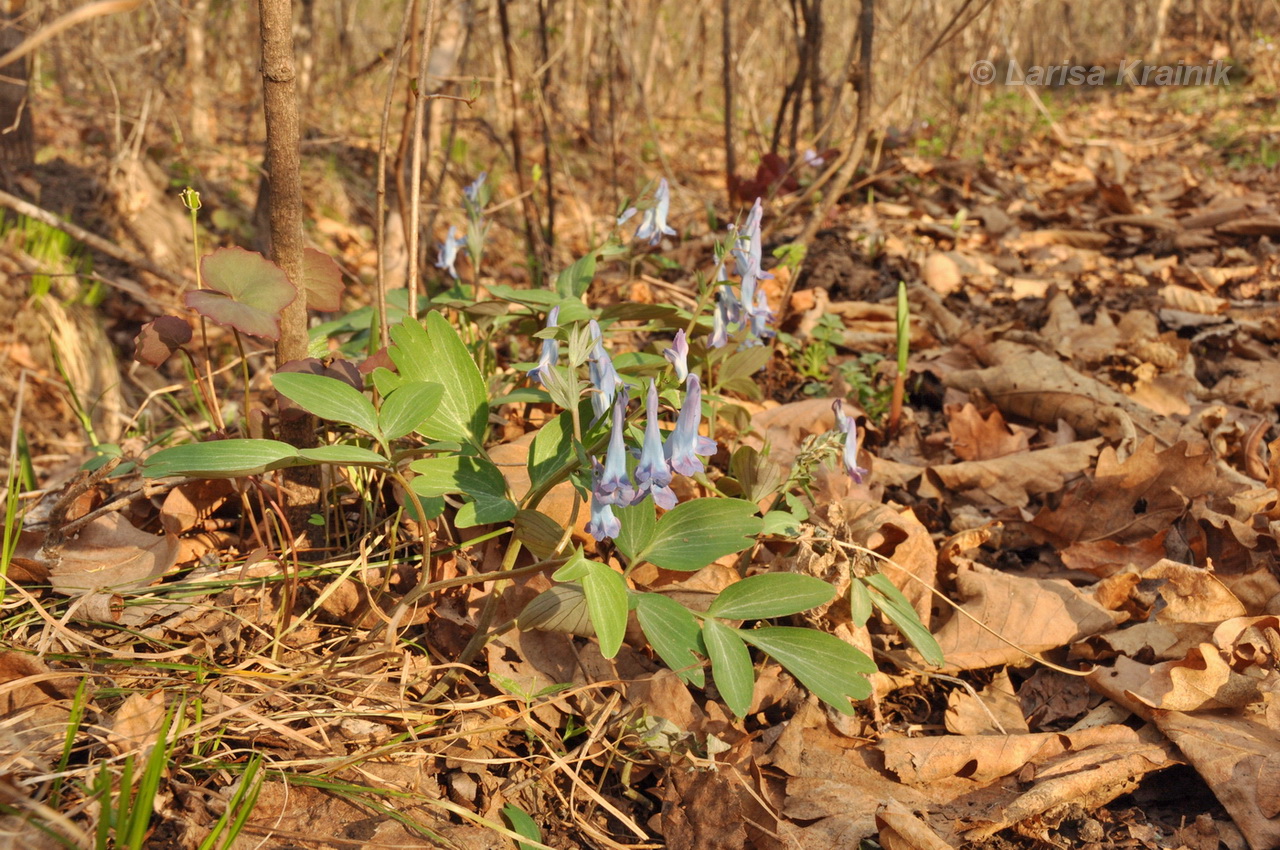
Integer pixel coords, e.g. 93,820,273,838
931,560,1125,673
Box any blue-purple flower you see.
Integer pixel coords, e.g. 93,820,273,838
595,392,636,506
587,320,622,421
832,401,868,483
586,462,622,541
663,329,689,382
463,172,487,207
527,307,560,387
435,226,467,279
635,178,677,246
747,284,775,341
710,292,731,349
635,381,677,509
666,374,717,476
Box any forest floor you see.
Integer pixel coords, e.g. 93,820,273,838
3,45,1280,850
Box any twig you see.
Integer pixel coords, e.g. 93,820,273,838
0,189,190,293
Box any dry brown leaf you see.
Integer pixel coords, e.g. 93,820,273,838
1127,643,1260,711
1143,560,1247,624
107,691,167,757
960,737,1180,841
924,439,1104,507
943,342,1182,446
932,561,1125,672
1154,710,1280,849
944,668,1028,735
945,403,1030,461
1031,440,1219,547
46,513,178,595
876,800,957,850
1059,535,1168,578
159,478,234,534
881,723,1146,785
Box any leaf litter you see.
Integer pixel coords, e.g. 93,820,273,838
9,50,1280,850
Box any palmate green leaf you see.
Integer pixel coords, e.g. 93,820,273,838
864,573,944,667
408,455,516,527
635,593,705,687
143,439,300,478
707,574,835,620
636,499,762,571
702,620,755,718
741,627,875,715
271,372,381,437
378,381,444,441
386,313,488,444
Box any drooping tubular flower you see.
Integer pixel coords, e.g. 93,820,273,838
435,225,467,279
666,374,718,477
463,172,487,207
526,307,560,387
747,283,776,342
635,381,677,509
663,329,689,382
709,291,731,349
586,462,622,541
832,400,869,484
595,391,636,506
587,320,622,421
635,178,677,246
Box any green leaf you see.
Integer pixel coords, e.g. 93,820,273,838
582,561,629,658
143,439,299,478
865,573,944,667
485,284,592,323
741,627,875,715
378,381,445,441
707,574,835,620
500,803,541,850
187,247,297,340
637,499,762,571
703,620,755,717
613,497,656,563
527,411,575,498
513,509,566,560
295,445,389,466
408,455,515,527
761,510,802,538
387,313,488,443
554,250,596,298
519,584,593,636
718,345,773,390
850,579,872,627
271,372,380,437
636,593,705,687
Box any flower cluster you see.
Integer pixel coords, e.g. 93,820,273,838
436,172,490,280
620,178,678,246
586,372,717,541
709,197,776,349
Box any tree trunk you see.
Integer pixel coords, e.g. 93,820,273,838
0,0,33,169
